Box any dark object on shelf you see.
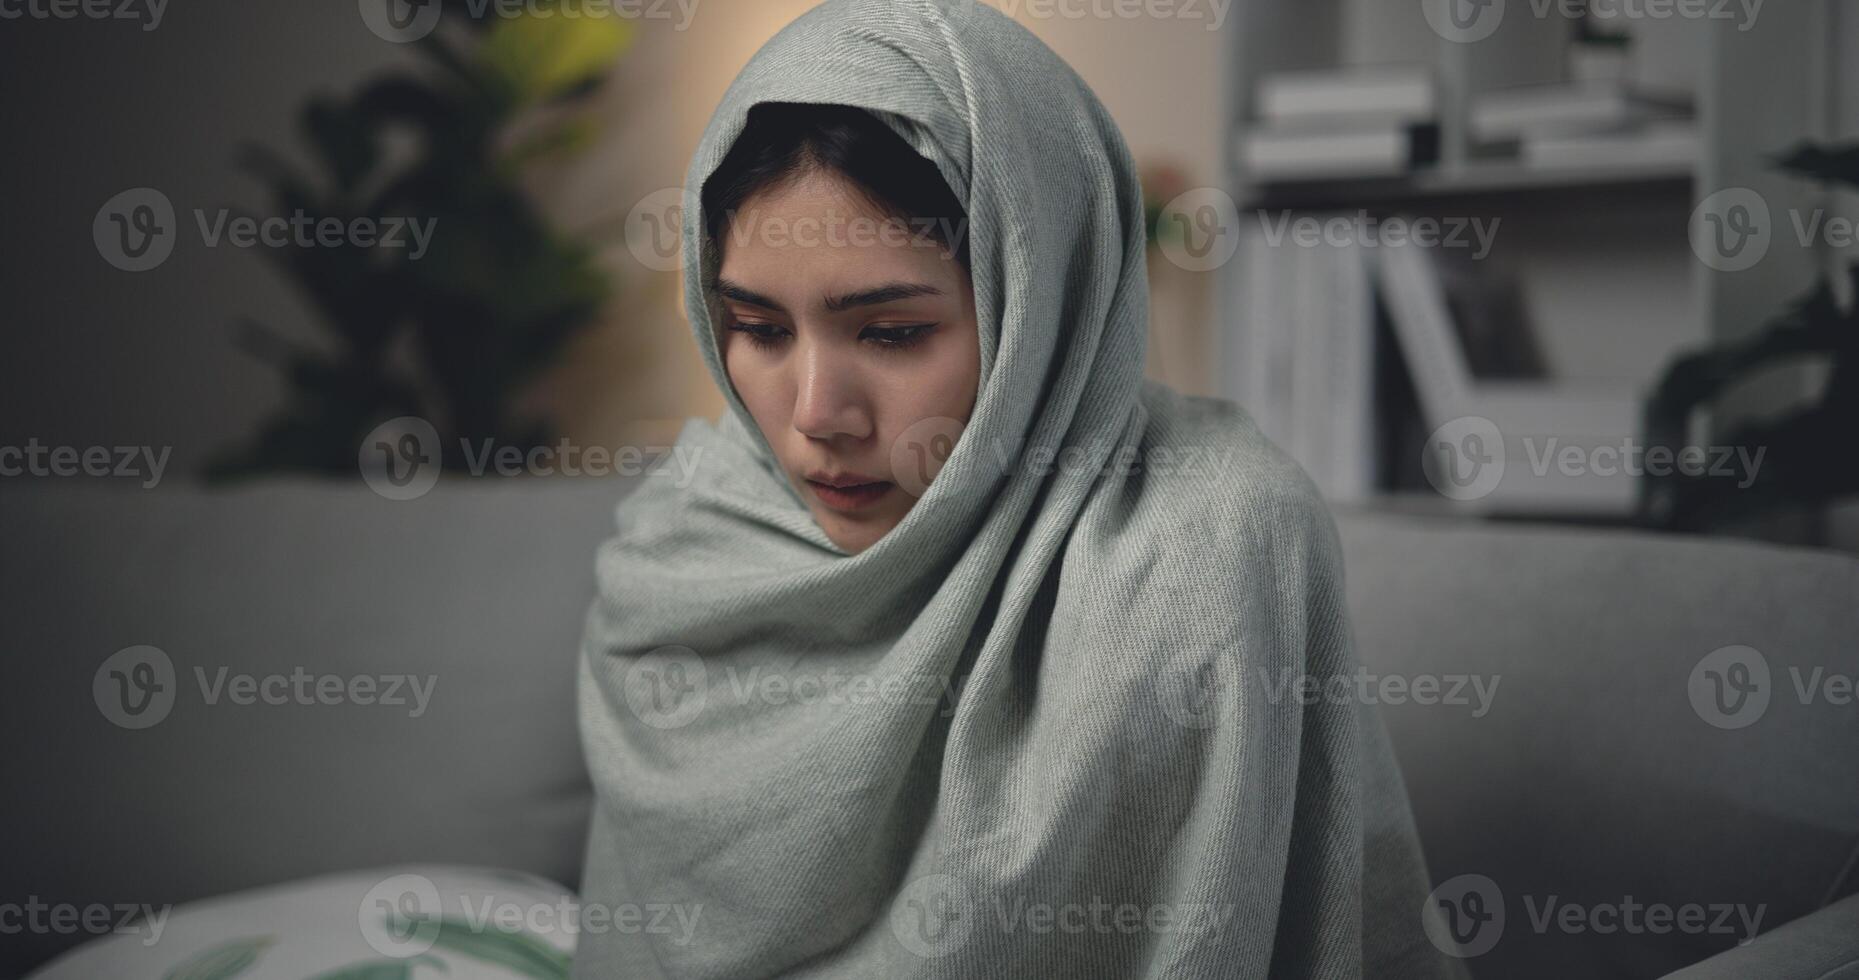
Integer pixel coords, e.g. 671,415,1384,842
1639,141,1859,535
207,8,633,480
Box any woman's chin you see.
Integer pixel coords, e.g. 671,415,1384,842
814,509,899,555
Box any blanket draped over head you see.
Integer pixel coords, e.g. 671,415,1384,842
573,1,1463,977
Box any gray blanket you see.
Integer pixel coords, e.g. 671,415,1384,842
573,1,1466,976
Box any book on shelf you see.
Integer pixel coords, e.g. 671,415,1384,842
1254,65,1436,126
1375,242,1642,516
1230,215,1377,504
1520,120,1700,171
1241,65,1439,183
1239,127,1413,181
1469,81,1688,143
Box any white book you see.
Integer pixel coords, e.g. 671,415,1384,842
1297,232,1379,503
1379,241,1641,516
1521,122,1700,171
1235,218,1378,503
1235,219,1292,452
1240,126,1410,181
1375,242,1475,427
1327,238,1377,502
1291,238,1331,493
1470,83,1648,142
1256,67,1435,124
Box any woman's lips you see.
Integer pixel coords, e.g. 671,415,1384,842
806,479,894,512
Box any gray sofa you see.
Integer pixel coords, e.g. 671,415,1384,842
3,480,1855,978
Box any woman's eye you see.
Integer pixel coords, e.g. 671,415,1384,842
729,321,788,348
862,323,936,350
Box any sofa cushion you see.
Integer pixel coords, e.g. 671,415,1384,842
1334,509,1859,980
0,479,622,976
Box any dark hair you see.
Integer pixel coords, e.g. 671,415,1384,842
701,102,970,271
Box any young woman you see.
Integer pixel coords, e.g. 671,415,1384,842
574,1,1465,977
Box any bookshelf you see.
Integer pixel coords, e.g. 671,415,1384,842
1216,0,1846,523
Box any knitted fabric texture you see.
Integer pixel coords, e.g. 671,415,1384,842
573,1,1464,976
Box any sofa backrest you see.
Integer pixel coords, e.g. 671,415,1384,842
0,480,621,976
1336,510,1859,979
9,482,1855,979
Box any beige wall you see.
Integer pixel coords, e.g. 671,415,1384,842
529,0,1229,448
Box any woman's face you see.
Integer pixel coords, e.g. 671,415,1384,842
716,168,979,555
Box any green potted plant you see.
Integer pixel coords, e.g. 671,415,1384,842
208,4,635,479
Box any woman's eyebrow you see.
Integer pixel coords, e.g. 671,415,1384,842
821,281,943,313
715,279,785,312
714,278,943,315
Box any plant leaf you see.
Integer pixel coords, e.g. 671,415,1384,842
305,952,447,980
161,936,274,980
426,916,571,979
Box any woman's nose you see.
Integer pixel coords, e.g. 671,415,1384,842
790,338,873,442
